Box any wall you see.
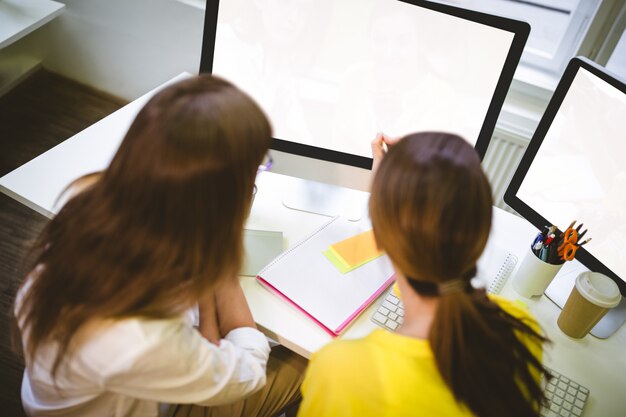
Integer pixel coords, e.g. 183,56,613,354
3,0,204,100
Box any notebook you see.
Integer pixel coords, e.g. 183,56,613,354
257,217,395,336
475,244,518,294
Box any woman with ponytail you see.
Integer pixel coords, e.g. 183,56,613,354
298,132,549,417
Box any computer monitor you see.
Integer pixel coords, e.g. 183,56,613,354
200,0,529,170
505,57,626,297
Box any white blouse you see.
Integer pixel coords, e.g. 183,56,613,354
16,291,271,417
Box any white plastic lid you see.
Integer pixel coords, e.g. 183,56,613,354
575,272,621,308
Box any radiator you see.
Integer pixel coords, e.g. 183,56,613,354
481,130,529,214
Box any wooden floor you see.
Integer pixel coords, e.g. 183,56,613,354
0,70,125,415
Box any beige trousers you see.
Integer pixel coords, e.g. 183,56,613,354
172,346,307,417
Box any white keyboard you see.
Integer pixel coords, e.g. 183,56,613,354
370,289,403,331
541,367,589,417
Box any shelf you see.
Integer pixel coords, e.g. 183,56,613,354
0,0,65,49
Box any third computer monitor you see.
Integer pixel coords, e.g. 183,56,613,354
200,0,529,168
505,57,626,294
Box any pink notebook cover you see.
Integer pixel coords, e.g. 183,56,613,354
257,274,394,336
255,217,395,336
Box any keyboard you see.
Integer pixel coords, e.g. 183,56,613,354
541,367,589,417
370,288,404,331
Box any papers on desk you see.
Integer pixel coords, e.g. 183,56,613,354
257,217,395,336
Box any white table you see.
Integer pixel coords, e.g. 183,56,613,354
2,74,625,416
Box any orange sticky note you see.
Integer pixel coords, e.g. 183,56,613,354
329,230,383,270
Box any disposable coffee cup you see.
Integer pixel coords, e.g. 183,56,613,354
512,246,563,298
557,272,621,339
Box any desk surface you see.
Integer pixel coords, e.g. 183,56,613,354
1,74,624,416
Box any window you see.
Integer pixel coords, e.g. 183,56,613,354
592,3,626,79
434,0,601,73
173,0,205,10
606,30,626,78
433,0,626,135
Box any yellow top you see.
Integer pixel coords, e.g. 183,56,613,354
298,295,542,417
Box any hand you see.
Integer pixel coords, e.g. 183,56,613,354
371,133,400,174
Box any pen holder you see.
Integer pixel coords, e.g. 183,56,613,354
512,246,564,298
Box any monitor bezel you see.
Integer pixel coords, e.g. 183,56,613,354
199,0,529,168
504,56,626,295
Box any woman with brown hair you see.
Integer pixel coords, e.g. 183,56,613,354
298,132,549,417
13,75,305,417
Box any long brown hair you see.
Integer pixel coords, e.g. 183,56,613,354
369,132,548,417
15,75,272,376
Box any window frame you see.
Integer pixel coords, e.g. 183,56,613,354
497,0,625,141
586,2,626,70
520,0,602,74
432,0,603,74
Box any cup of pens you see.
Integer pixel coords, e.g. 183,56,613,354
513,221,591,298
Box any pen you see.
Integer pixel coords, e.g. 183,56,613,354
577,238,592,247
546,246,553,263
541,246,548,262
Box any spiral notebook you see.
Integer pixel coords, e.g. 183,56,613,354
475,244,518,294
257,217,395,336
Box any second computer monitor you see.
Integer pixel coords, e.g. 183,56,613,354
505,57,626,295
200,0,529,168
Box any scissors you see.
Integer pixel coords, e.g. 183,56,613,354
558,224,580,261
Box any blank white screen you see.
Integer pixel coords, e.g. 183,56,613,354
212,0,514,157
517,68,626,283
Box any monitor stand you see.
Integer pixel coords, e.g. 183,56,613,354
282,178,369,221
544,260,626,339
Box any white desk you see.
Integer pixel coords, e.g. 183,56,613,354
2,74,625,416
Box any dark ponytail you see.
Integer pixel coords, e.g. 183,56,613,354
430,287,547,417
370,132,550,417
